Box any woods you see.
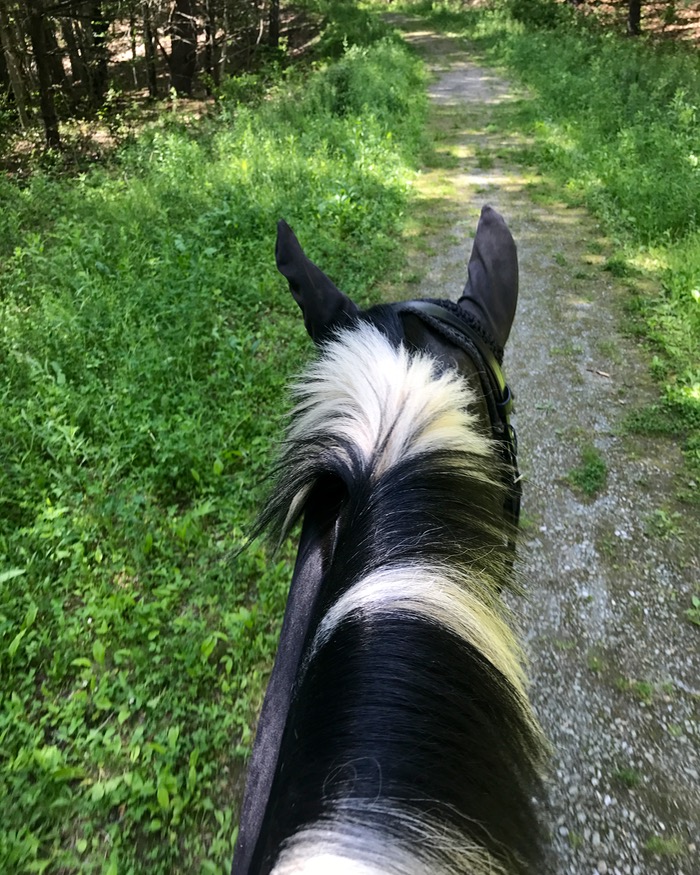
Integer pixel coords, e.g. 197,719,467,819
0,0,287,148
3,1,696,153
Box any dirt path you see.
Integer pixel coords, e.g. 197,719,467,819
388,17,700,875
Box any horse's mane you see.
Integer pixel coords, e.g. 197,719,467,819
252,322,546,875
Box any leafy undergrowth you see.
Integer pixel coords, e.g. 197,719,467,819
396,0,700,496
0,13,426,873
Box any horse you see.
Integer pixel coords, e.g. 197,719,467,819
232,206,547,875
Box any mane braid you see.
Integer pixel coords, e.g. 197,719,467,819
253,323,546,875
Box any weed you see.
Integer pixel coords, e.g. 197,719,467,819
685,595,700,626
644,834,685,856
550,342,583,357
567,445,608,497
616,677,659,705
614,767,641,789
553,637,576,651
568,831,584,849
475,148,495,170
644,508,684,540
587,651,606,673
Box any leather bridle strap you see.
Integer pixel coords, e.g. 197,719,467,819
396,300,521,555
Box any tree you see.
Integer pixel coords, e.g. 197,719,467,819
168,0,197,95
0,2,31,128
26,0,60,146
628,0,642,35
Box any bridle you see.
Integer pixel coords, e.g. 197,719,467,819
395,300,522,557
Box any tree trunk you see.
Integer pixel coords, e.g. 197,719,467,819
87,1,109,104
169,0,197,96
129,8,138,86
0,3,31,128
61,17,87,86
143,1,158,97
26,0,60,147
44,17,71,98
628,0,642,35
204,0,218,87
268,0,279,49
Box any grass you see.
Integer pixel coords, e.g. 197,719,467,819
644,834,686,857
0,10,427,872
614,767,642,789
567,445,608,498
395,0,700,496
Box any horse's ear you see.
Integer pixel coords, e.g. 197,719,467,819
276,220,359,343
458,205,519,351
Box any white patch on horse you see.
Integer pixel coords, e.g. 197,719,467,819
308,563,531,708
288,323,492,479
270,800,507,875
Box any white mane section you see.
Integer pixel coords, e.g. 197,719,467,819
289,323,492,479
270,800,507,875
308,563,531,710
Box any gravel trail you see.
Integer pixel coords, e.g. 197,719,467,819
389,18,700,875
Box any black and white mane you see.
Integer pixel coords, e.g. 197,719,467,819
233,207,547,875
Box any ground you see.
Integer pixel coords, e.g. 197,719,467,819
384,17,700,875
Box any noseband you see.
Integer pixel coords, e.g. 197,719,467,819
396,300,521,556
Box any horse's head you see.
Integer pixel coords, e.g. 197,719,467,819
275,204,518,362
233,208,532,875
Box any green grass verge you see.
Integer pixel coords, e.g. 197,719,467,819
395,0,700,495
0,12,427,872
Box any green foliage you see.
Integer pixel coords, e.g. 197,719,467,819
0,26,426,874
567,445,608,497
614,766,642,788
644,834,686,857
400,0,700,492
315,0,394,57
685,595,700,627
507,0,574,30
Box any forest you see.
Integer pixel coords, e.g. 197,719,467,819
1,1,698,873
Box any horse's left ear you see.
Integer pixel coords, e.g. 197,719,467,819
458,205,519,352
276,220,359,343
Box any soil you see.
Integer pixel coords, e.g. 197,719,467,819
386,16,700,875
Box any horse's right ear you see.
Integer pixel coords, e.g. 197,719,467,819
458,205,519,353
276,220,359,343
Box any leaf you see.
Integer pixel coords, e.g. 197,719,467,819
0,568,26,584
71,657,92,668
76,838,88,854
24,602,38,628
102,851,118,875
93,640,105,666
167,726,179,750
157,782,170,810
200,635,216,661
212,457,224,476
8,628,26,658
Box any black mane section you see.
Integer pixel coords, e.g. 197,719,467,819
248,444,541,873
253,613,544,875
